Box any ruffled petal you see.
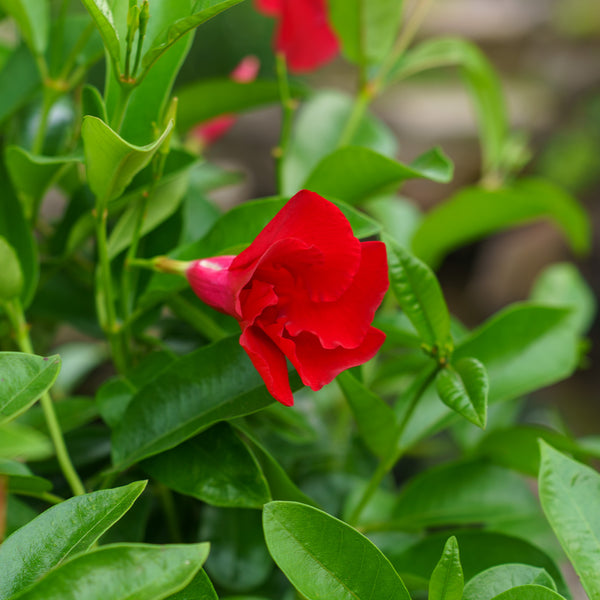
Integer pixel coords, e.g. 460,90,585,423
231,190,361,302
240,325,295,406
238,279,278,327
283,241,389,349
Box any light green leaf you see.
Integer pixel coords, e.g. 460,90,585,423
0,0,49,55
385,235,453,354
0,237,23,300
81,115,173,201
263,501,411,600
429,536,464,600
0,352,61,424
0,481,146,599
81,84,108,121
329,0,404,66
0,459,52,495
538,441,600,600
11,542,209,600
79,0,121,70
412,178,590,268
143,423,270,508
303,146,453,205
0,422,53,461
436,357,488,428
463,564,556,600
490,585,567,600
337,370,397,458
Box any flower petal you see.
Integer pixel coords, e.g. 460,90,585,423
254,0,283,16
240,325,295,406
232,190,361,302
238,279,278,327
284,241,389,349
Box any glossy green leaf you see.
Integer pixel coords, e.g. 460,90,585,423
329,0,403,66
389,37,508,174
143,423,270,508
0,481,146,599
79,0,121,70
142,0,245,71
0,0,49,54
337,370,397,458
530,262,596,335
303,146,452,205
435,357,488,428
0,459,52,495
463,564,556,600
11,542,209,600
5,146,81,216
490,585,567,600
390,531,569,598
263,501,411,600
81,115,173,201
538,441,600,599
385,235,453,354
393,460,538,531
0,422,52,461
202,506,272,593
412,178,590,268
429,536,463,600
0,352,61,424
166,569,218,600
282,90,397,196
0,237,23,300
111,336,301,470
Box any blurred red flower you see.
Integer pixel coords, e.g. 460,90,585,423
186,190,388,406
255,0,338,73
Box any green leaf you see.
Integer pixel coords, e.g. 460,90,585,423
79,0,121,70
538,441,600,599
385,235,453,354
141,0,245,71
490,585,567,600
463,564,557,600
329,0,404,66
365,195,422,247
412,178,591,268
0,481,147,599
176,79,306,133
18,396,99,435
429,536,464,600
11,542,209,600
0,237,24,300
337,370,397,458
393,460,539,531
0,459,52,495
0,352,61,424
282,90,397,196
303,146,453,205
0,0,49,55
264,501,411,599
435,357,488,428
0,422,53,461
166,570,218,600
81,84,108,121
530,262,596,335
143,423,270,508
81,115,173,201
111,336,301,470
389,37,508,175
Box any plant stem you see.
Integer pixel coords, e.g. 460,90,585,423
167,295,228,343
4,300,85,497
31,88,56,156
337,84,373,148
275,52,295,195
58,20,96,82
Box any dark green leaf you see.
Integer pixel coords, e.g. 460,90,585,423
0,237,23,300
538,441,600,599
12,542,209,600
81,84,107,121
0,352,61,424
166,569,218,600
429,536,463,600
0,459,52,495
0,44,40,125
0,481,146,599
435,357,488,428
263,501,411,600
303,146,452,205
412,178,590,268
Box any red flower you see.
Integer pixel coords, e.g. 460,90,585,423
185,190,388,406
255,0,338,73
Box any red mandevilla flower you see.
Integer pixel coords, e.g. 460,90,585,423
186,190,389,406
255,0,339,73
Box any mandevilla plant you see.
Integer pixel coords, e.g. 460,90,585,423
0,1,596,600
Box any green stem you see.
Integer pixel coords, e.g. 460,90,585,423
58,21,96,81
4,300,85,497
31,88,56,156
347,364,438,526
337,85,373,148
167,295,228,343
275,52,295,195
